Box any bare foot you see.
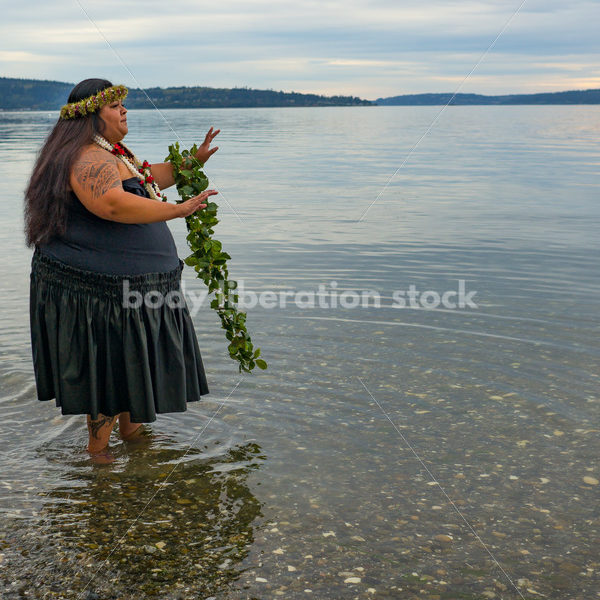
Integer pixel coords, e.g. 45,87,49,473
87,446,115,464
120,424,147,442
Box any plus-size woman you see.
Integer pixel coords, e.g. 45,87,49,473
24,78,219,462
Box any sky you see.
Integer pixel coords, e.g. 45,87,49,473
1,0,599,100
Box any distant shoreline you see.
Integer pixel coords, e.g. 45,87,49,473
3,101,600,112
375,89,600,106
1,76,600,109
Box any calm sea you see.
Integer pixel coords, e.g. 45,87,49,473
0,106,599,599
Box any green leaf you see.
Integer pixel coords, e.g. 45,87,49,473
180,185,194,197
170,142,264,375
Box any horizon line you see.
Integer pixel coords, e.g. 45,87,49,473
1,75,599,102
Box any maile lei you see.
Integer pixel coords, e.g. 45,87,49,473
165,143,266,373
93,135,266,373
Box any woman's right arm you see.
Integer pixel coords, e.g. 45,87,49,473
70,146,216,223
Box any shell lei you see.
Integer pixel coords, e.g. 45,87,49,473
92,135,165,201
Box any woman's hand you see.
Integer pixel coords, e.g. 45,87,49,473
192,127,220,165
175,189,218,218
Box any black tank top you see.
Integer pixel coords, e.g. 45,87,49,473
38,177,180,275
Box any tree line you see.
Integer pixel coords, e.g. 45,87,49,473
0,77,372,110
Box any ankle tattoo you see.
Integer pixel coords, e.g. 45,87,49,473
88,415,115,439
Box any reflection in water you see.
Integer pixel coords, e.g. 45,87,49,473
2,107,600,598
1,439,265,599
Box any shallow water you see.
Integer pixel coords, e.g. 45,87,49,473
0,106,599,599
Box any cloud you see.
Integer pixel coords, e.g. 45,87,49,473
1,0,599,97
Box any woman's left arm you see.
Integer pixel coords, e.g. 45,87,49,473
150,127,220,190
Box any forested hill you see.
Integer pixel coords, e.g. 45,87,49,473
0,78,73,110
0,77,371,110
376,89,600,105
4,77,599,109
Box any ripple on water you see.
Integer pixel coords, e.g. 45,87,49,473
1,107,599,598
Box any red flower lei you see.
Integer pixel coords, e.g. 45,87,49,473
111,143,161,198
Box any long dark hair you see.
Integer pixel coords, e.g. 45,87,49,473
24,78,114,247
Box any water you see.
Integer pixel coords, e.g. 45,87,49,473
0,106,599,599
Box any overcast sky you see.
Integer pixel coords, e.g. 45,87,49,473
1,0,599,99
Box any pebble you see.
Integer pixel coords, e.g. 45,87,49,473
434,534,453,543
344,577,361,583
287,565,296,572
583,476,599,485
322,531,336,537
255,577,268,583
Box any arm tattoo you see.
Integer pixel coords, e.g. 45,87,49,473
88,414,116,439
72,147,123,201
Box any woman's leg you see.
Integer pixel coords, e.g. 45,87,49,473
86,413,117,453
118,411,144,440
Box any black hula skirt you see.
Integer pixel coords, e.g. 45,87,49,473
29,248,209,423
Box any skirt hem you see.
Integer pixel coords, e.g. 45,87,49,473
35,397,203,423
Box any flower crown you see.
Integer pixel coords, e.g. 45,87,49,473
59,84,128,120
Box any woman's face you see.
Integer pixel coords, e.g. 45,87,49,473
98,99,128,143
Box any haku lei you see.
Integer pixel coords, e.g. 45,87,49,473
93,134,164,201
60,85,128,120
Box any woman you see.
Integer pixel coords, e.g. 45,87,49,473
24,78,219,462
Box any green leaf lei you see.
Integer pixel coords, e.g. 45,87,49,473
165,143,267,373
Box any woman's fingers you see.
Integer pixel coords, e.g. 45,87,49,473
198,189,218,201
203,127,220,144
179,189,218,217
